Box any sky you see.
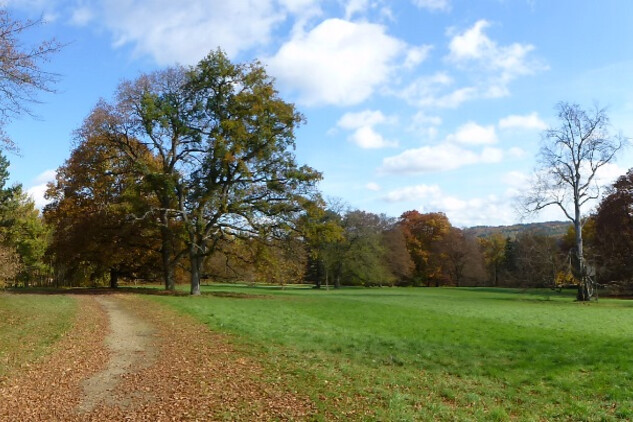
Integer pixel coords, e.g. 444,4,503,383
2,0,633,227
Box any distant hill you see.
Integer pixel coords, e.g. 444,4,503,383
465,221,571,239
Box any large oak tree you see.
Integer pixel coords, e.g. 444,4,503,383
81,50,321,294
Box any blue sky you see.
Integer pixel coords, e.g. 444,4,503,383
3,0,633,227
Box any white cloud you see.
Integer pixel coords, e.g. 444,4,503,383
398,73,478,108
27,169,56,209
399,20,545,110
448,20,493,61
408,111,441,138
411,111,442,127
384,184,441,202
447,20,544,88
337,110,398,149
366,182,381,191
428,194,518,227
499,112,547,130
33,169,57,185
446,122,497,145
27,184,50,209
380,143,503,174
595,162,627,188
70,6,94,26
411,0,451,12
349,126,398,149
344,0,369,19
92,0,292,65
338,110,394,129
267,18,418,106
404,45,433,69
383,183,519,226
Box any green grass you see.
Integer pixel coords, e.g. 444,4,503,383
150,286,633,420
0,293,76,378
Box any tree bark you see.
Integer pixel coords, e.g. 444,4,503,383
190,247,201,296
573,200,591,301
109,269,119,289
160,211,175,291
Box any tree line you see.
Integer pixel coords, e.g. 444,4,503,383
3,148,633,293
0,9,629,296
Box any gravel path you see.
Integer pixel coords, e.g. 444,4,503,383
0,293,315,421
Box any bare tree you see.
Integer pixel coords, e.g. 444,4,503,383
522,102,625,301
0,9,62,147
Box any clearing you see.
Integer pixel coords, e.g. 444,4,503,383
2,287,633,420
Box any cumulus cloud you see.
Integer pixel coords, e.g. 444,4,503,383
499,112,547,130
267,18,426,106
383,183,519,226
383,184,441,202
408,111,441,138
337,110,398,149
380,143,503,174
447,20,545,92
411,0,451,12
400,20,544,109
399,73,478,109
27,169,57,209
338,110,394,129
594,162,627,188
404,45,433,69
97,0,291,64
50,0,320,65
446,122,497,145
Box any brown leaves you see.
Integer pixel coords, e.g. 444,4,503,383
0,295,110,421
0,294,315,421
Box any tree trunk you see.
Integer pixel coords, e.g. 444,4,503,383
314,260,322,289
109,269,119,289
190,250,201,296
160,212,175,291
573,203,591,301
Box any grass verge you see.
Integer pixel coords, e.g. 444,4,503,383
150,287,633,420
0,293,76,378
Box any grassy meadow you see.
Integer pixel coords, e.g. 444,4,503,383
151,286,633,421
0,294,75,378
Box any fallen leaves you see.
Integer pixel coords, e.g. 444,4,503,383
0,294,316,421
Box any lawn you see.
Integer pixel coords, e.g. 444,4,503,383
0,293,76,378
150,286,633,421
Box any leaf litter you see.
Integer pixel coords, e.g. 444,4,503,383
0,293,315,421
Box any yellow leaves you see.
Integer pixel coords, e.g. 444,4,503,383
555,270,578,287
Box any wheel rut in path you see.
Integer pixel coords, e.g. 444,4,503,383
76,296,157,413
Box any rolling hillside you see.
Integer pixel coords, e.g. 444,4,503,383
465,221,570,239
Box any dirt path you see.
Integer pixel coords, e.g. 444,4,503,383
0,293,315,421
77,297,157,413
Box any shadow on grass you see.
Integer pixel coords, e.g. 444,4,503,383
4,286,187,296
3,286,266,299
